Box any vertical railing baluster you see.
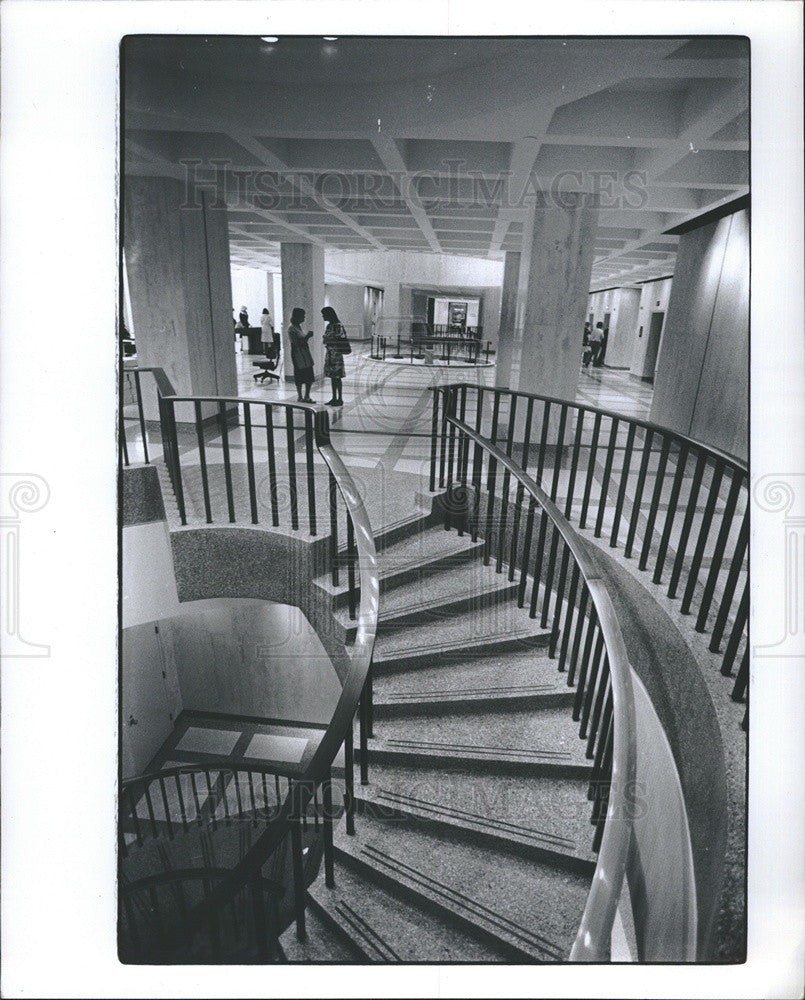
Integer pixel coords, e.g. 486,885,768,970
710,511,748,652
329,471,339,587
517,498,536,608
720,579,748,677
429,390,440,492
346,512,357,621
652,442,690,583
133,369,150,464
624,428,654,558
731,647,749,703
159,777,173,839
580,632,606,737
539,523,560,628
549,404,567,503
610,421,636,547
536,400,551,487
667,450,707,597
166,400,187,526
529,509,549,618
586,670,611,758
508,483,525,582
566,584,590,686
680,461,725,614
265,405,280,527
549,543,570,657
558,562,581,672
573,618,599,720
470,441,483,542
594,418,619,538
344,715,355,835
359,682,369,785
638,436,671,571
521,396,535,473
217,401,236,523
304,410,317,535
564,410,585,520
438,389,449,489
285,407,299,531
579,413,602,529
322,769,335,888
176,773,188,832
243,404,259,525
696,468,743,632
290,813,306,940
194,400,213,523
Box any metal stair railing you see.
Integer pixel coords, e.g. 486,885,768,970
430,384,638,962
430,383,749,723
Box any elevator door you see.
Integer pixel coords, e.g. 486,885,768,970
644,310,665,382
363,286,384,340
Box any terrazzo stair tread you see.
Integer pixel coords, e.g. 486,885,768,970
372,705,591,771
333,816,590,961
302,858,511,962
338,561,520,634
279,899,367,963
354,764,597,870
373,649,571,706
372,650,571,715
371,604,552,667
315,527,484,601
372,672,574,716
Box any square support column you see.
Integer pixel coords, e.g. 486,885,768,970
124,175,237,423
280,243,325,384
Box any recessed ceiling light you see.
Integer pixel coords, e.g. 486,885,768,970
261,36,279,44
323,36,338,41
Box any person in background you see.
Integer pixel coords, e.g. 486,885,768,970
582,322,592,368
260,308,275,359
589,321,605,367
321,305,348,406
288,307,315,402
238,305,250,329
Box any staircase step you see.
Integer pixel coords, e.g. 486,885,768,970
318,527,485,608
362,703,591,777
302,855,511,961
372,625,551,675
279,896,366,963
333,816,590,961
354,773,596,872
372,650,573,717
343,575,520,637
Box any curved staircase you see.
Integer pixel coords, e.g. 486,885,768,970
282,511,603,962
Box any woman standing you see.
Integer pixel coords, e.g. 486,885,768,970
321,306,348,406
288,307,315,402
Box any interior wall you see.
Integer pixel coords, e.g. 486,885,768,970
324,282,365,342
631,277,674,379
432,296,480,326
606,287,642,368
231,268,271,327
650,208,748,460
162,598,341,726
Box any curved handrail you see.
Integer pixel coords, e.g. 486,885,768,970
120,368,379,937
441,402,637,962
432,382,749,703
443,381,747,473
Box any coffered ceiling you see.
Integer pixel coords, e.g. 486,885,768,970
123,35,749,289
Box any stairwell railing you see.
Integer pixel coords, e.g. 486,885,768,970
119,369,379,947
429,384,638,961
430,383,748,722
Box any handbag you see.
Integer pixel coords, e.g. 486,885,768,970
330,325,352,355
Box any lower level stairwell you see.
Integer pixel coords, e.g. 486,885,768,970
281,512,601,963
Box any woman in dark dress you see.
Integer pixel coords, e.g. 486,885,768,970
321,306,348,406
288,307,315,402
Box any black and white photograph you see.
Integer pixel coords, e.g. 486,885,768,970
0,3,803,998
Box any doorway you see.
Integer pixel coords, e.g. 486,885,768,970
363,286,384,341
643,310,665,382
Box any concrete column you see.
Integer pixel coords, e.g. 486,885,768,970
514,193,599,403
494,251,521,388
124,175,237,421
280,243,325,384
